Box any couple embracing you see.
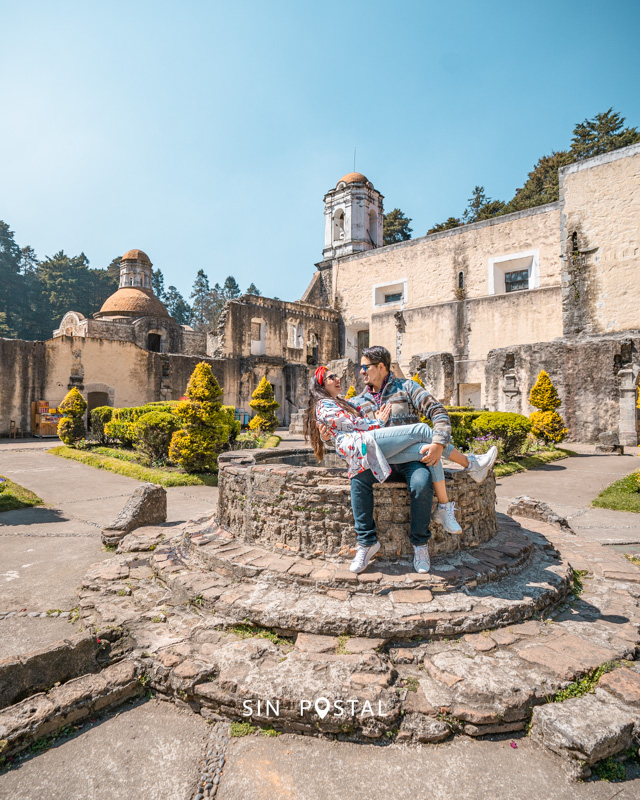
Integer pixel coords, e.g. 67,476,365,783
303,346,497,575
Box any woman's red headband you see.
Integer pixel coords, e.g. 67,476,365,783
315,366,327,386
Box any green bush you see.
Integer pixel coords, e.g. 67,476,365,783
134,411,179,464
472,412,532,458
58,416,86,446
90,406,113,444
448,410,485,449
57,387,87,446
104,402,176,447
530,410,568,445
249,376,280,434
169,363,235,473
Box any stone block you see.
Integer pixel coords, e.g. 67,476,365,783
391,589,433,604
397,713,450,743
295,634,339,653
530,693,636,779
507,496,573,533
102,483,167,545
598,667,640,707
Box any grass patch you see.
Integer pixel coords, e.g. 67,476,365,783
0,475,43,512
336,634,351,655
548,661,621,703
226,621,292,649
594,756,626,782
494,448,575,478
263,434,281,449
229,721,256,737
571,568,587,599
592,471,640,514
48,446,217,487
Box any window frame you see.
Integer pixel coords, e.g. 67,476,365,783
488,249,539,296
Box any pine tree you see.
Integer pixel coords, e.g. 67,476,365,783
222,275,241,300
165,286,191,325
249,376,280,433
571,108,640,161
189,269,212,330
428,217,462,234
383,209,413,245
152,268,166,301
246,282,261,296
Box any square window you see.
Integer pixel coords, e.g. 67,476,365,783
385,292,403,303
373,279,407,308
505,270,529,293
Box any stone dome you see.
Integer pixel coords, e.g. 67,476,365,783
95,287,170,319
336,172,370,187
121,249,152,264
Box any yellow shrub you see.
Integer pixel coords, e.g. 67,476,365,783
530,410,568,444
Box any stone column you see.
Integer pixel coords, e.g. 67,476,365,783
618,367,639,446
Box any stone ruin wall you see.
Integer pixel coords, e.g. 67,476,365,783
218,455,497,559
484,333,640,445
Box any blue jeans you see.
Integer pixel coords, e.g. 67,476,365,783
350,423,454,548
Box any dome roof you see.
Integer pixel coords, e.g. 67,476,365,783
121,249,151,263
336,172,369,187
95,287,169,319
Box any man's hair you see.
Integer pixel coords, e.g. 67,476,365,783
361,345,391,372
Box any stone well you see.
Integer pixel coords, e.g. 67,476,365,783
217,447,497,558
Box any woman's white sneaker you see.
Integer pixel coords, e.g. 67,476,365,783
349,541,381,573
466,446,498,484
413,544,431,573
434,501,462,534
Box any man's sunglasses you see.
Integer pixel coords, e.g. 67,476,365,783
360,363,377,372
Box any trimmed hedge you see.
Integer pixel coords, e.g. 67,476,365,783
472,411,532,457
104,402,177,447
90,406,114,444
134,411,179,464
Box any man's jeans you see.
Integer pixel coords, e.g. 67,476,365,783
350,423,454,548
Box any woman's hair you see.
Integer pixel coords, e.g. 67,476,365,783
303,373,364,462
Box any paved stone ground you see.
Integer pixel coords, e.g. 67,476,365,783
2,435,640,799
0,699,210,800
0,440,218,656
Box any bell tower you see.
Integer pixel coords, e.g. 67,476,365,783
322,172,384,260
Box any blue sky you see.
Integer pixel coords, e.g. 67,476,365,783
2,0,639,302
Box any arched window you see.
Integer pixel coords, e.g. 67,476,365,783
333,209,345,242
572,231,579,252
458,271,465,290
368,209,377,246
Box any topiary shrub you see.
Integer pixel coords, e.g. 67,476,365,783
134,411,179,464
169,362,234,472
249,376,280,434
530,410,568,445
472,412,531,458
57,387,87,446
90,406,113,444
345,385,356,399
221,405,241,444
104,402,176,447
529,370,562,410
529,370,567,445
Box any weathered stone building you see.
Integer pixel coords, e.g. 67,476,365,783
1,146,638,443
0,251,339,435
304,145,640,444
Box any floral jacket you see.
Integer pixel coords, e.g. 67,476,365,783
315,399,392,482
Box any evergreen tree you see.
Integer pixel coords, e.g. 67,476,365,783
383,209,413,245
529,370,562,410
249,376,280,433
427,216,462,235
189,269,212,331
463,186,506,223
506,151,574,212
152,268,166,301
0,221,22,337
57,387,87,445
529,370,567,444
222,275,241,300
246,282,261,296
345,385,356,399
165,285,192,325
570,108,640,161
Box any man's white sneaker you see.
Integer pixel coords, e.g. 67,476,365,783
413,544,431,573
466,446,498,484
349,541,381,573
434,501,462,534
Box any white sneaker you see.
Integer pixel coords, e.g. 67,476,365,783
466,446,498,484
413,544,431,573
434,501,462,534
349,541,381,573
